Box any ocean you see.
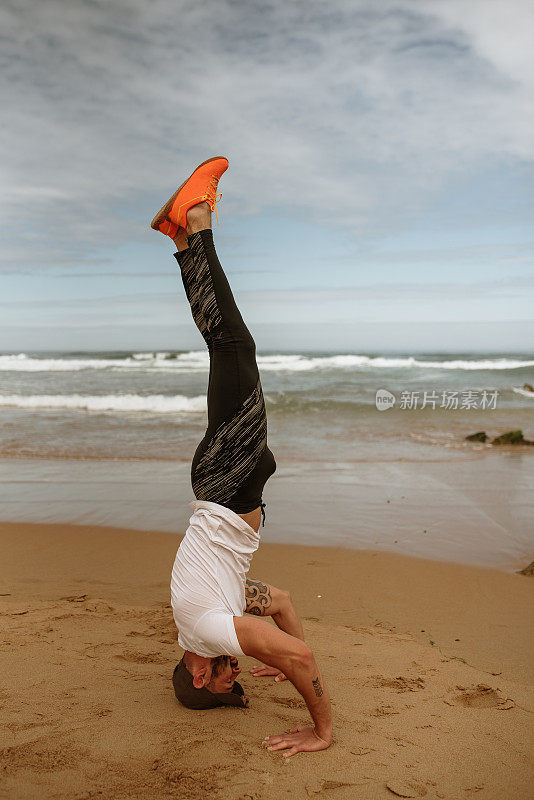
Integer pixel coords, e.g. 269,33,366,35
1,349,533,461
1,350,533,568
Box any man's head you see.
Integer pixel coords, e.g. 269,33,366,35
204,654,241,692
172,652,249,710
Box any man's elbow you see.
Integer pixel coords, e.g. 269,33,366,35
272,587,292,614
289,642,314,671
279,588,292,609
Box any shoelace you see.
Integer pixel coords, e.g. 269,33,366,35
176,174,223,226
204,175,223,225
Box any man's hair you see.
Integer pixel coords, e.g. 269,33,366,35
210,655,230,680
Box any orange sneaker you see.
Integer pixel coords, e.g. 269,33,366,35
154,218,180,239
150,156,229,237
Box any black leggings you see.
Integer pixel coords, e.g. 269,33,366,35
175,228,276,525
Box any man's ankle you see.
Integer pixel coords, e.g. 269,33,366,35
186,202,212,235
173,228,189,252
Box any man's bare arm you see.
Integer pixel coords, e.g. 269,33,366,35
245,578,304,640
244,578,304,681
233,614,332,755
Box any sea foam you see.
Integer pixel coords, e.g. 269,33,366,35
1,352,533,373
0,352,209,372
0,394,207,413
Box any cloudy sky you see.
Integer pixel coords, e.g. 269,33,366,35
1,0,533,352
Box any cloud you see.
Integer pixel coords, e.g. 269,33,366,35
2,0,533,269
2,272,532,313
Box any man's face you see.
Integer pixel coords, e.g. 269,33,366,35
207,655,241,693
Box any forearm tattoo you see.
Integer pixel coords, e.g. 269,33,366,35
312,676,323,697
245,579,272,616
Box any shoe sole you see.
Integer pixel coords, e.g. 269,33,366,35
150,155,228,231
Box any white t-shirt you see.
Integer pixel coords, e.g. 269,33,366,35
170,499,260,658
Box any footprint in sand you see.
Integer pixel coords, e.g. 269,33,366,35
306,779,361,795
386,779,428,797
450,684,511,709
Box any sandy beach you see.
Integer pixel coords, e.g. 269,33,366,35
1,520,533,800
3,0,534,794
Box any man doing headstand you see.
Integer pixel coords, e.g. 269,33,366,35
151,157,332,757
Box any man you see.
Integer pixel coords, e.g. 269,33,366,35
152,157,332,757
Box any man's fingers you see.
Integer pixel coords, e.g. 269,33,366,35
264,735,284,745
251,667,286,680
267,740,290,751
266,734,301,750
265,730,302,743
282,746,299,758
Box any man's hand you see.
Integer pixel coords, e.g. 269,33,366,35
263,725,331,758
250,664,287,682
233,616,332,745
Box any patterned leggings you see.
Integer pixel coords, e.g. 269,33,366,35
175,228,276,525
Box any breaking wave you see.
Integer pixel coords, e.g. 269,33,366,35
1,352,533,373
0,393,207,413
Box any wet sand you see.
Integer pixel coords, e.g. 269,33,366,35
1,521,533,799
2,453,533,569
